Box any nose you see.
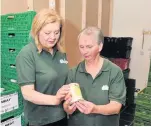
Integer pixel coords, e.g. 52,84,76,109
49,33,55,40
83,48,89,55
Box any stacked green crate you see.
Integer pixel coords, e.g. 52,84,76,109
133,87,151,125
1,11,36,31
1,11,36,126
147,60,151,87
1,84,22,119
1,111,25,126
1,11,36,82
0,84,26,126
133,60,151,126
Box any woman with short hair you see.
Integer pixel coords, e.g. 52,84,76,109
64,27,126,126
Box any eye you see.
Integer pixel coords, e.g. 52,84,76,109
55,32,59,34
79,46,84,48
55,31,60,35
45,32,50,35
87,45,93,48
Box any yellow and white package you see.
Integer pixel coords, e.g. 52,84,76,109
70,83,83,103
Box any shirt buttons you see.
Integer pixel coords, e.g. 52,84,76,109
92,82,96,87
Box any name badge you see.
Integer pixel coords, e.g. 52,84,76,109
102,85,109,90
60,59,68,64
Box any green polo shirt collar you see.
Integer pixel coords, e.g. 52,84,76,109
31,39,58,58
41,46,58,58
78,58,110,74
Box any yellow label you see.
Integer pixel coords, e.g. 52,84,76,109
73,85,82,96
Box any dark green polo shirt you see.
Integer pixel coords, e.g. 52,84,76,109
66,58,126,126
16,42,68,125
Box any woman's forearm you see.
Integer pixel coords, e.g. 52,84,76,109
92,101,122,115
22,89,59,105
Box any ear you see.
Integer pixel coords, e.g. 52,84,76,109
99,43,103,52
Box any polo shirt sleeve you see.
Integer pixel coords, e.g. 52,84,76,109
16,51,35,86
65,67,76,84
109,68,126,105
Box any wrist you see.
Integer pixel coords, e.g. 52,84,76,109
92,105,99,114
52,96,61,105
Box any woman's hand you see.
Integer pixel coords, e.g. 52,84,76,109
76,100,96,114
63,93,77,115
56,85,70,104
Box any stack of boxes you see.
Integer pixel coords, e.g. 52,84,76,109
101,37,132,80
133,60,151,126
1,11,36,126
119,79,136,126
1,84,25,126
100,37,136,126
101,37,132,59
100,37,134,104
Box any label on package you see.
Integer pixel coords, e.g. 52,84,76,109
0,92,19,114
1,115,21,126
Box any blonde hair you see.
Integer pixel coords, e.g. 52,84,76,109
31,8,65,53
78,26,104,44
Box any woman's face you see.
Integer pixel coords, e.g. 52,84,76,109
38,22,61,49
79,34,102,61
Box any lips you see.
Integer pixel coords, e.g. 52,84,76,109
84,56,90,58
48,41,55,44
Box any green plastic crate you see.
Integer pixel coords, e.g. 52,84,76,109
1,47,20,55
1,77,18,86
2,79,23,99
1,64,17,74
136,87,151,104
1,47,21,64
1,11,36,31
148,82,151,87
1,63,16,77
133,118,151,126
1,108,26,126
135,103,151,115
1,63,16,71
147,59,151,86
135,112,151,123
1,41,28,49
1,76,17,84
134,87,151,125
2,57,17,65
1,32,31,50
1,84,23,120
148,73,151,82
1,70,17,80
144,86,151,93
1,31,30,43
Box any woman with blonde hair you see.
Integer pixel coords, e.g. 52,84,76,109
16,9,69,126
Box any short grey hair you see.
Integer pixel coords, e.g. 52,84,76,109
78,26,104,44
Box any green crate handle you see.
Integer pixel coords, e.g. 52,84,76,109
7,15,14,19
8,33,15,38
10,79,17,83
10,64,16,68
9,48,16,53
